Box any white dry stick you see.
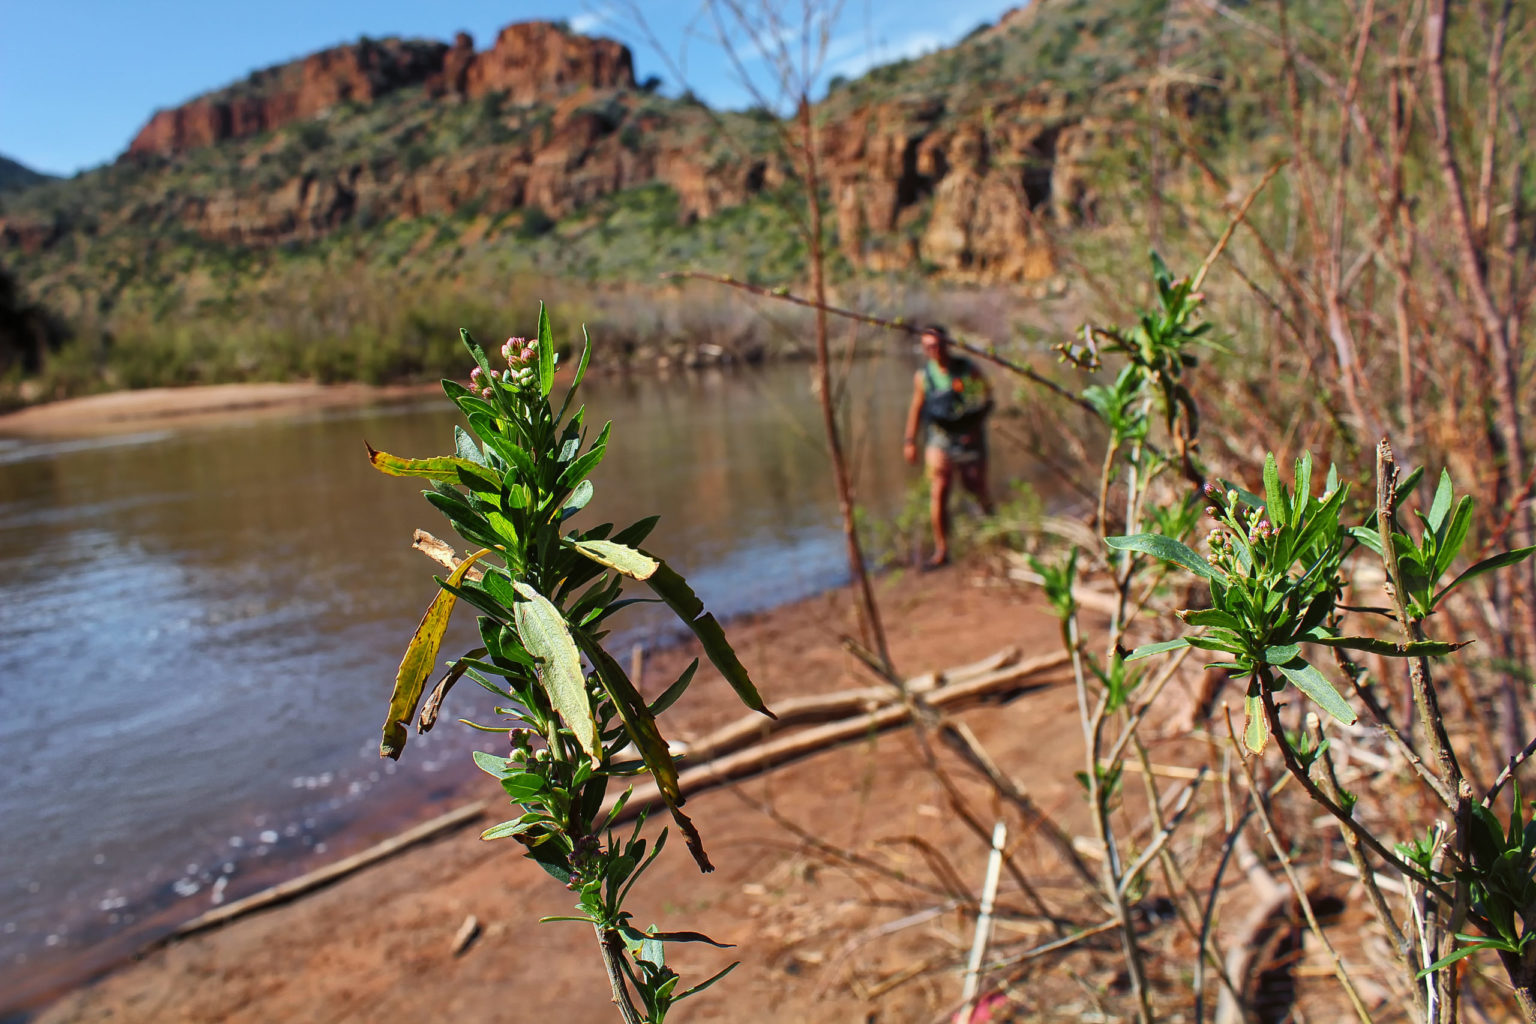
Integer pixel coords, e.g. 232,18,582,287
959,820,1008,1022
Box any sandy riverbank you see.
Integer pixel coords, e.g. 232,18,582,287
26,557,1174,1024
0,382,440,439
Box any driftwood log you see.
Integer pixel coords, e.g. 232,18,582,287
156,649,1066,942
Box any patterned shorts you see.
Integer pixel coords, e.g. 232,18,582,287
925,424,987,468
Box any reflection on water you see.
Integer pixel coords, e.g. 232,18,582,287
0,360,1039,1009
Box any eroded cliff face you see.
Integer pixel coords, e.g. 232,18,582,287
4,14,1191,285
821,90,1081,282
124,23,634,160
126,38,453,158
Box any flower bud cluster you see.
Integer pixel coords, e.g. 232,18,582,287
1200,480,1283,574
508,728,550,766
468,335,561,399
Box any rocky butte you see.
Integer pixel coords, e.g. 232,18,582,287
125,24,635,159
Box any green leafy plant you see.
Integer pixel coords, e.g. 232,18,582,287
367,307,774,1023
1114,443,1536,1012
1416,786,1536,976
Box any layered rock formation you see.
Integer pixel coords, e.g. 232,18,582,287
125,23,634,159
127,38,452,158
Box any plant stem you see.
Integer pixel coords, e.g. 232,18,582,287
795,95,893,676
1228,715,1376,1024
1067,607,1153,1023
1309,713,1425,1022
595,924,646,1024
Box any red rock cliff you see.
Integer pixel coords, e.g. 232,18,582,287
127,38,450,157
126,23,635,159
463,22,634,102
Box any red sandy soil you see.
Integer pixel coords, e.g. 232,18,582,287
30,560,1139,1024
27,551,1426,1024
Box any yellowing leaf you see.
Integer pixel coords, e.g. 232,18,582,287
381,549,490,759
366,443,500,488
575,630,679,801
511,580,601,761
571,539,660,579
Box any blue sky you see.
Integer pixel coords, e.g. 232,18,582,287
1,1,1018,177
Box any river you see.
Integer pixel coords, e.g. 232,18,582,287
0,359,1043,1012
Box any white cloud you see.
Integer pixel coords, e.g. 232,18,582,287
824,28,945,81
569,7,614,35
822,1,1017,81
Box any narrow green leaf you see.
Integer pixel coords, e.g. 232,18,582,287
613,514,661,548
1292,453,1313,527
645,563,773,718
381,549,489,759
1263,452,1286,529
645,930,736,948
1187,634,1245,654
461,328,515,420
1126,637,1190,661
1263,644,1301,665
650,659,699,715
1221,481,1265,510
472,749,513,777
1417,940,1500,978
675,962,740,1002
1347,525,1383,556
454,426,487,466
1179,608,1243,631
1276,657,1357,725
1244,692,1269,753
481,818,538,841
500,773,547,801
572,539,661,580
560,479,594,519
442,379,497,421
511,580,601,761
366,443,500,487
1105,533,1220,580
574,628,682,804
556,332,591,427
559,421,613,488
1436,497,1474,579
1308,635,1469,657
537,302,556,398
1433,546,1536,608
1428,469,1453,533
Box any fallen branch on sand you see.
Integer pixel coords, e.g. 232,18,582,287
606,651,1067,822
157,658,1065,942
154,539,1069,944
165,801,490,941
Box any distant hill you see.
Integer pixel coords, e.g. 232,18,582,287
0,4,1209,303
0,154,55,194
0,0,1433,395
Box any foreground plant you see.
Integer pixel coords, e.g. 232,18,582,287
367,307,773,1023
1113,443,1536,1020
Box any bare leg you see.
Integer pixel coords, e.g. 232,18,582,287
958,458,994,515
925,445,953,565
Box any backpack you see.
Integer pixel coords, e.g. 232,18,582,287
922,360,990,428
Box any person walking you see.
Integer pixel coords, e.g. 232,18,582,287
903,324,994,568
